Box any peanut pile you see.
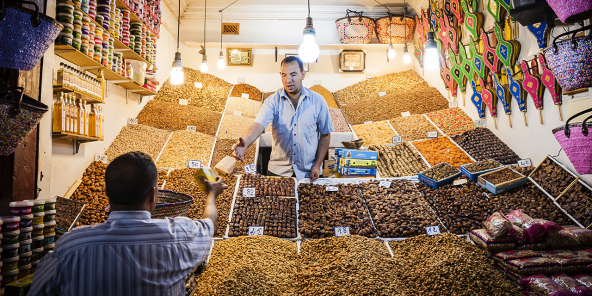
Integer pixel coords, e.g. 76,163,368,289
104,124,171,161
156,130,214,169
328,107,351,132
225,97,262,118
231,84,263,101
71,161,109,225
389,114,440,141
370,143,429,177
309,85,339,108
351,121,397,147
211,138,256,175
137,100,222,136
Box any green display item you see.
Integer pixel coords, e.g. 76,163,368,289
486,0,505,23
469,36,487,79
449,48,468,93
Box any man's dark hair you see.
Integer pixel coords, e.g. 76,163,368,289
105,151,158,206
281,56,304,73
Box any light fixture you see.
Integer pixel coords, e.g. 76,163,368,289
402,0,410,64
298,0,319,63
170,0,183,85
200,51,209,72
403,45,411,64
387,14,395,60
387,43,396,59
200,0,208,72
217,11,225,69
424,31,439,70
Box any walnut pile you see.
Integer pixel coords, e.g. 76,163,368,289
71,161,109,225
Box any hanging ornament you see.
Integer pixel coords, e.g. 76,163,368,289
462,0,483,39
494,22,521,74
438,10,461,54
450,0,463,24
493,71,513,127
430,2,439,30
469,36,488,79
486,0,505,23
527,22,550,50
481,28,501,75
416,14,428,44
413,39,424,69
471,80,486,119
538,54,563,121
442,58,458,98
521,59,545,124
449,48,468,105
506,66,528,126
479,75,499,129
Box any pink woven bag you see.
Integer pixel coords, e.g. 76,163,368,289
552,108,592,175
546,0,592,23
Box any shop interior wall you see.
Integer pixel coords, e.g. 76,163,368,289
409,8,592,185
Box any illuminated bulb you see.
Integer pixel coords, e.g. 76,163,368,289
424,48,439,70
217,51,225,69
349,65,353,70
299,17,319,63
170,52,183,85
200,55,209,72
403,46,411,64
387,44,396,59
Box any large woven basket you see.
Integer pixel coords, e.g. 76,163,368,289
552,108,592,175
335,10,375,44
375,16,415,44
151,190,194,219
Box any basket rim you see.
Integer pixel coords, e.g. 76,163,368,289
542,35,592,54
552,122,592,135
335,15,375,23
4,4,64,30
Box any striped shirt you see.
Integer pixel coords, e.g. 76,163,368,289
29,211,214,296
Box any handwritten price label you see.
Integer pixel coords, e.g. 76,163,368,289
237,77,245,83
426,225,441,236
334,226,350,237
188,160,202,169
379,91,387,97
194,82,203,88
241,93,249,99
379,180,392,188
179,99,189,106
366,72,374,79
427,131,438,139
401,111,411,117
326,186,339,192
449,101,458,108
244,164,257,174
233,110,242,116
243,187,256,198
364,121,373,124
392,136,403,144
518,158,532,167
453,179,468,186
186,125,197,132
94,154,108,164
475,119,486,127
248,226,264,236
127,118,138,125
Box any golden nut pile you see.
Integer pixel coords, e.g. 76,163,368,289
263,91,275,100
225,97,262,118
389,234,520,296
299,235,410,296
231,83,263,101
389,114,440,141
71,161,109,225
370,143,429,177
104,124,171,161
328,107,351,132
352,121,397,147
211,138,256,175
156,130,215,169
157,169,169,188
155,67,232,112
137,100,222,136
309,85,339,108
218,115,255,140
195,236,297,295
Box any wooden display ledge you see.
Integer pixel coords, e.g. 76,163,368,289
117,80,157,95
563,88,589,96
53,85,104,104
113,38,153,69
258,132,356,148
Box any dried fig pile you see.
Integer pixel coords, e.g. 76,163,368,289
531,157,577,197
557,181,592,227
238,174,295,197
71,161,109,225
451,128,520,165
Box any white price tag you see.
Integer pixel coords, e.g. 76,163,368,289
313,80,321,85
379,91,387,97
186,125,197,132
244,163,257,174
179,99,189,106
243,187,256,197
188,160,202,169
334,226,350,237
426,225,441,236
364,121,373,124
94,154,108,164
233,110,242,116
475,119,486,127
194,82,203,88
392,136,403,144
401,111,411,117
248,226,264,236
428,131,438,139
453,179,468,186
326,186,339,192
379,180,392,188
366,72,374,79
241,93,249,99
449,101,458,108
237,77,245,83
127,118,138,125
518,158,532,167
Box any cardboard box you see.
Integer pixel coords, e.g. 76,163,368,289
339,158,377,168
336,149,378,160
192,167,219,193
335,172,376,178
338,167,377,176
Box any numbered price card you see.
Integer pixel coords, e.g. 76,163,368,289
379,91,387,97
364,121,373,124
453,179,468,186
379,180,392,188
179,99,189,106
427,131,438,139
237,77,245,83
366,72,374,79
248,226,264,236
233,110,242,116
449,101,458,108
326,186,339,192
188,160,202,169
194,82,203,88
244,164,257,174
392,136,403,144
401,111,411,117
241,93,250,99
475,119,486,127
243,187,256,198
518,158,532,167
186,125,197,132
127,118,138,125
94,154,108,164
334,226,350,237
426,225,441,236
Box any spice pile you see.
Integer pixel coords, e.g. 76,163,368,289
71,161,109,225
136,100,222,136
211,138,256,174
156,131,214,169
224,97,262,118
309,85,339,108
426,108,476,136
451,128,520,165
369,143,429,177
530,157,577,197
351,121,396,146
104,124,171,161
412,137,474,168
231,84,263,101
328,108,351,132
389,114,441,141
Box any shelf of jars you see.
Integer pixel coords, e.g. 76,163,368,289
53,85,104,104
115,0,158,38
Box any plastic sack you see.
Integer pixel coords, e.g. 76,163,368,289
469,229,516,253
521,274,577,296
573,275,592,287
551,256,592,274
484,212,513,239
546,230,581,249
565,226,592,247
524,221,550,243
494,250,543,263
517,241,548,251
543,251,579,258
577,249,592,257
551,274,592,296
509,224,527,245
507,257,561,276
507,210,534,226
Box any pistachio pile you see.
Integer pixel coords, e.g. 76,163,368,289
421,162,460,181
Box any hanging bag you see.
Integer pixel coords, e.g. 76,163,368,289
0,87,49,155
545,0,592,23
552,108,592,175
335,10,375,44
375,14,415,44
0,0,63,70
542,25,592,92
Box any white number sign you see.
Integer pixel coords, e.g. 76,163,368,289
379,180,392,188
127,118,138,125
475,119,486,127
401,111,411,117
378,91,387,97
449,101,458,108
241,93,249,99
243,187,256,197
326,186,339,192
392,136,403,144
233,110,242,116
334,226,350,237
186,125,197,132
518,158,532,167
366,72,374,79
244,164,257,174
453,179,468,186
427,131,438,139
248,226,264,236
194,82,203,88
364,121,373,124
426,226,441,236
237,77,245,83
188,160,202,169
94,154,108,164
179,99,189,106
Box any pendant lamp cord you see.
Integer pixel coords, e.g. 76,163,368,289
177,0,180,51
220,11,223,51
203,0,207,47
403,0,406,45
308,0,310,17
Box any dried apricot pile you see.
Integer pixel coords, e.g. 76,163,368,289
412,137,474,168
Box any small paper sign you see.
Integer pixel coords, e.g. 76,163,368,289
188,160,202,169
334,226,350,237
179,99,189,106
241,93,249,99
401,111,411,117
449,101,458,108
379,91,387,97
233,110,242,116
428,131,438,138
518,158,532,167
313,80,321,85
392,136,403,144
379,180,392,188
248,226,264,236
194,82,203,88
366,72,374,79
237,77,245,83
243,187,256,197
186,125,197,132
453,179,468,186
475,119,486,127
364,121,373,124
426,225,441,236
244,164,257,174
94,154,108,164
326,186,339,192
127,118,138,125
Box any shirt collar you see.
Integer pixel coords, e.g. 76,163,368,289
107,210,152,221
280,87,309,101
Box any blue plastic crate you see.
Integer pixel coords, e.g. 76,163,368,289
460,160,504,182
478,167,527,194
418,163,461,189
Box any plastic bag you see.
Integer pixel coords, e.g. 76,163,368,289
524,220,550,242
507,210,534,226
533,219,564,234
564,226,592,247
577,249,592,257
573,275,592,287
509,224,527,244
517,241,548,251
469,229,516,253
546,230,581,249
507,257,561,276
551,274,592,296
484,212,513,239
542,251,578,258
493,250,543,263
551,256,592,274
521,274,577,296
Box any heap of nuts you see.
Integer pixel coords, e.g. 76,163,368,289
157,169,169,188
370,143,429,177
104,124,171,161
463,160,503,173
363,180,443,237
299,235,410,296
389,234,520,296
417,178,498,234
451,128,520,165
352,121,397,147
71,161,109,225
425,108,476,136
412,137,474,169
155,67,232,112
389,114,441,141
298,183,378,238
309,85,340,108
557,181,592,227
55,197,85,230
211,138,256,175
263,91,275,100
231,83,263,101
195,236,297,295
156,131,215,169
531,157,576,197
328,107,351,132
228,196,297,238
136,100,222,136
238,174,296,197
421,162,460,181
218,115,255,140
480,168,524,185
224,97,262,119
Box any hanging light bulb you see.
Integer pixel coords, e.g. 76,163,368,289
200,54,209,72
217,50,225,69
170,52,184,85
387,43,396,60
424,32,439,70
299,0,319,63
403,45,411,64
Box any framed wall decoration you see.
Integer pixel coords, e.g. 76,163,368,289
227,48,253,66
284,54,309,72
339,50,366,72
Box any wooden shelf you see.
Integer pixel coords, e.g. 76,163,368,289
116,81,157,95
115,0,158,38
55,44,103,67
53,85,104,104
53,131,100,141
87,65,128,81
564,88,589,96
113,38,153,69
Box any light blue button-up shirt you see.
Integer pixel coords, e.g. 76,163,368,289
255,86,334,179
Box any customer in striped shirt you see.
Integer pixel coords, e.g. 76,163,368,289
29,151,228,296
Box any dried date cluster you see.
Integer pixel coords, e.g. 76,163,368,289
239,174,295,197
531,157,576,197
298,183,378,238
55,197,84,230
463,160,502,173
370,143,429,177
228,196,297,238
71,161,109,225
422,162,459,181
364,180,443,237
481,168,523,185
557,181,592,227
452,128,520,165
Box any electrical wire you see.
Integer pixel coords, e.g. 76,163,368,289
203,0,207,47
176,0,180,51
220,11,223,51
308,0,310,17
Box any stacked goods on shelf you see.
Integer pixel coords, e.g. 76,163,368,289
300,236,411,296
334,71,448,125
136,100,222,136
521,274,592,295
157,169,168,188
425,108,476,136
54,63,104,102
155,68,232,112
194,236,297,295
530,157,577,198
224,97,261,119
557,181,592,228
6,201,35,279
71,161,109,225
230,84,263,102
211,139,256,174
119,0,161,37
370,143,429,177
52,92,104,139
334,149,378,178
104,124,170,161
298,183,378,238
351,121,396,147
328,108,351,132
389,114,441,141
363,180,444,237
1,216,21,283
309,85,339,108
41,199,57,270
412,137,474,169
451,128,521,165
389,234,520,295
156,131,215,169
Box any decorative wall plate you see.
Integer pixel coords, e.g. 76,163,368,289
462,0,483,39
469,36,488,79
449,48,468,93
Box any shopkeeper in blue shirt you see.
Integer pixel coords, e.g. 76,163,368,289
232,56,334,182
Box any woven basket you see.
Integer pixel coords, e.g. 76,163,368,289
375,16,415,44
151,190,194,219
546,0,592,23
335,10,375,44
552,108,592,175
